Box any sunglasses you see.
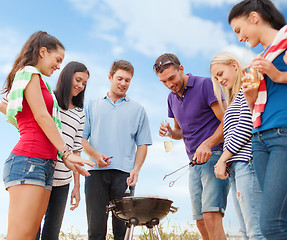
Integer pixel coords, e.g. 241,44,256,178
153,60,173,73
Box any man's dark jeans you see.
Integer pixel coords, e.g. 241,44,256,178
85,170,134,240
35,184,70,240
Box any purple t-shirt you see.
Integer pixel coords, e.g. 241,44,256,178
168,73,223,158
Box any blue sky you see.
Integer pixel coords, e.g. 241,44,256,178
0,0,287,236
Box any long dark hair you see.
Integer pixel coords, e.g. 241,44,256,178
54,61,89,110
228,0,286,30
2,31,65,94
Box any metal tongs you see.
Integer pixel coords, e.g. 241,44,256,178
163,156,202,187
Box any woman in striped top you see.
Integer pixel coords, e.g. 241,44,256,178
210,52,264,240
36,61,90,240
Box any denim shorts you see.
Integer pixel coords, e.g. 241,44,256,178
3,154,56,190
189,151,230,220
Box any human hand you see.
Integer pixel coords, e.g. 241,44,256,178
126,169,139,187
70,185,80,211
193,142,212,164
94,153,112,168
65,153,95,167
249,57,282,82
214,160,229,180
159,121,172,138
241,76,259,111
62,158,91,177
250,57,274,74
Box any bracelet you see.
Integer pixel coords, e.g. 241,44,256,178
1,97,8,104
62,150,72,160
60,144,70,158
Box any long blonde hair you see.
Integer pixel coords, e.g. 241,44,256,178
210,52,243,107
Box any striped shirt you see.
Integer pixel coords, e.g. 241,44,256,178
223,89,253,163
53,107,85,187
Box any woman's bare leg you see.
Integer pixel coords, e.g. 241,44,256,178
6,185,51,240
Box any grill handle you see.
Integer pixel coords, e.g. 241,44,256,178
170,205,178,213
106,203,116,213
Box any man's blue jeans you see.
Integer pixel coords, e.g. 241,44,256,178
35,184,70,240
189,151,230,220
229,160,264,240
85,170,134,240
252,127,287,240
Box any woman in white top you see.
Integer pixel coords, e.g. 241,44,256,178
36,61,90,240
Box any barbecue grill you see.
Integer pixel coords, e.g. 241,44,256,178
107,196,178,240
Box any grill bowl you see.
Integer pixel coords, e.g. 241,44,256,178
107,196,177,225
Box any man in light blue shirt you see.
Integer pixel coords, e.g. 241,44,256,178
82,60,152,240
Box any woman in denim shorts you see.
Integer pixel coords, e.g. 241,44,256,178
1,31,94,240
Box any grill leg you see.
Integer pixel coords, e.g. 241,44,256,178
128,224,135,240
124,218,138,240
124,227,131,240
149,228,155,240
154,225,162,240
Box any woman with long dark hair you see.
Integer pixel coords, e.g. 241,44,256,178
229,0,287,238
36,61,90,240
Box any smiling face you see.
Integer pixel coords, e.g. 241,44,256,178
230,12,261,48
36,46,65,77
211,63,237,90
108,69,132,100
71,71,89,98
157,65,187,97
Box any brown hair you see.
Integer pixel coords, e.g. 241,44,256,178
109,60,134,78
154,53,181,73
2,31,65,94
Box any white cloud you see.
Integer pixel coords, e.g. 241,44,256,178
189,0,238,7
96,32,118,44
0,29,24,76
67,0,233,58
105,0,230,57
67,0,100,14
273,0,287,7
221,44,259,65
112,46,124,57
67,0,287,60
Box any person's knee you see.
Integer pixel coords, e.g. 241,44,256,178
203,212,223,227
196,219,206,229
260,217,273,238
8,227,37,240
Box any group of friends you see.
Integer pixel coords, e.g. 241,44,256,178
1,0,287,239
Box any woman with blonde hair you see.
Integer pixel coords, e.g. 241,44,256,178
210,52,264,239
211,52,243,107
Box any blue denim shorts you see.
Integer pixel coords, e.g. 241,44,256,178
189,151,230,220
3,154,56,190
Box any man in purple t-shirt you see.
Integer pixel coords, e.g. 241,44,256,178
154,53,230,240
